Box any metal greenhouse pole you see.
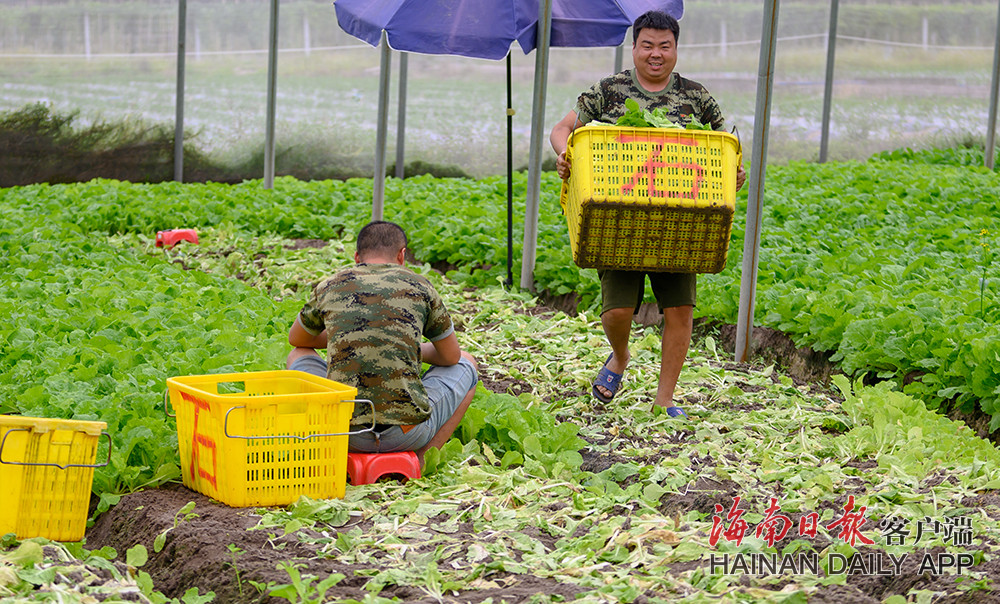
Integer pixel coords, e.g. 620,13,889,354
519,0,554,290
986,0,1000,170
395,53,408,179
506,52,515,288
735,0,780,363
818,0,839,163
263,0,280,189
174,0,186,182
373,31,392,220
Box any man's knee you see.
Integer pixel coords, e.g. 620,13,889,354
662,305,693,326
602,306,635,324
605,306,634,316
459,350,478,370
459,352,480,396
286,347,321,369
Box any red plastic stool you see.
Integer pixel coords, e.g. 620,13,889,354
155,229,199,248
346,451,421,485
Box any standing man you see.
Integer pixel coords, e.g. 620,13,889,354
549,10,746,418
286,220,478,466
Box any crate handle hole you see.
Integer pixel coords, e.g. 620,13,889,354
217,381,247,395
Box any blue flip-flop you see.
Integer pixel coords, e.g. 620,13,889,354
665,406,688,418
592,353,623,403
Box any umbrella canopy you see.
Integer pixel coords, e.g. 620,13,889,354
335,0,683,60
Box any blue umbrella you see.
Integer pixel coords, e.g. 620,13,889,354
335,0,683,59
333,0,683,285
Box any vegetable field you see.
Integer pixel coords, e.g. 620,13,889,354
2,146,1000,602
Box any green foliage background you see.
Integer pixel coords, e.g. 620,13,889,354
1,145,999,494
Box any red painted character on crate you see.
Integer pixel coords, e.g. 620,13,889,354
549,10,747,417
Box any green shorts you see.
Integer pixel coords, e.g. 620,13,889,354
599,269,696,315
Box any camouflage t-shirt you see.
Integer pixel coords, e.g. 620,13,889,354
575,70,726,131
297,263,454,426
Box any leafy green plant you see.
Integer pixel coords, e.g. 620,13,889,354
268,562,344,604
615,98,682,128
0,540,214,603
832,375,1000,475
127,525,215,603
454,386,585,475
226,545,246,598
154,502,199,553
956,574,994,593
608,98,714,130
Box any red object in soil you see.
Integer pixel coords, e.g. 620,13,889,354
155,229,199,248
346,451,422,485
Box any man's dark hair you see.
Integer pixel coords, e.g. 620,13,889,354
633,11,680,44
356,220,408,260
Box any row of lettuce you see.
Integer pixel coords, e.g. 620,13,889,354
1,145,998,493
1,221,289,496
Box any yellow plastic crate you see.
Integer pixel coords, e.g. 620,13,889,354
561,125,741,273
166,370,359,507
0,415,109,541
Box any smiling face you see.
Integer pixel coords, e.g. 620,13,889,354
631,28,677,91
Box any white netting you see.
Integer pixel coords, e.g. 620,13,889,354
2,0,996,177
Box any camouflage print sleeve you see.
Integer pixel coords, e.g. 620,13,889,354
701,91,726,131
297,283,327,335
669,75,727,131
422,279,454,342
575,86,601,126
575,72,638,125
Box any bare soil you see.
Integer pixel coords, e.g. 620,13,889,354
86,484,590,603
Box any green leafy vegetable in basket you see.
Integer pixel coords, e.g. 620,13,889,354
613,98,718,131
615,98,682,129
615,98,653,127
685,116,714,131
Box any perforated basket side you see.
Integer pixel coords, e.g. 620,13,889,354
168,371,356,507
0,416,105,541
564,126,739,273
575,203,734,273
233,398,354,506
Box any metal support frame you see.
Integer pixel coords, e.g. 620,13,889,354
506,53,515,288
987,0,1000,170
735,0,780,363
519,0,554,290
373,31,392,220
174,0,186,182
819,0,839,163
263,0,280,189
395,53,409,180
